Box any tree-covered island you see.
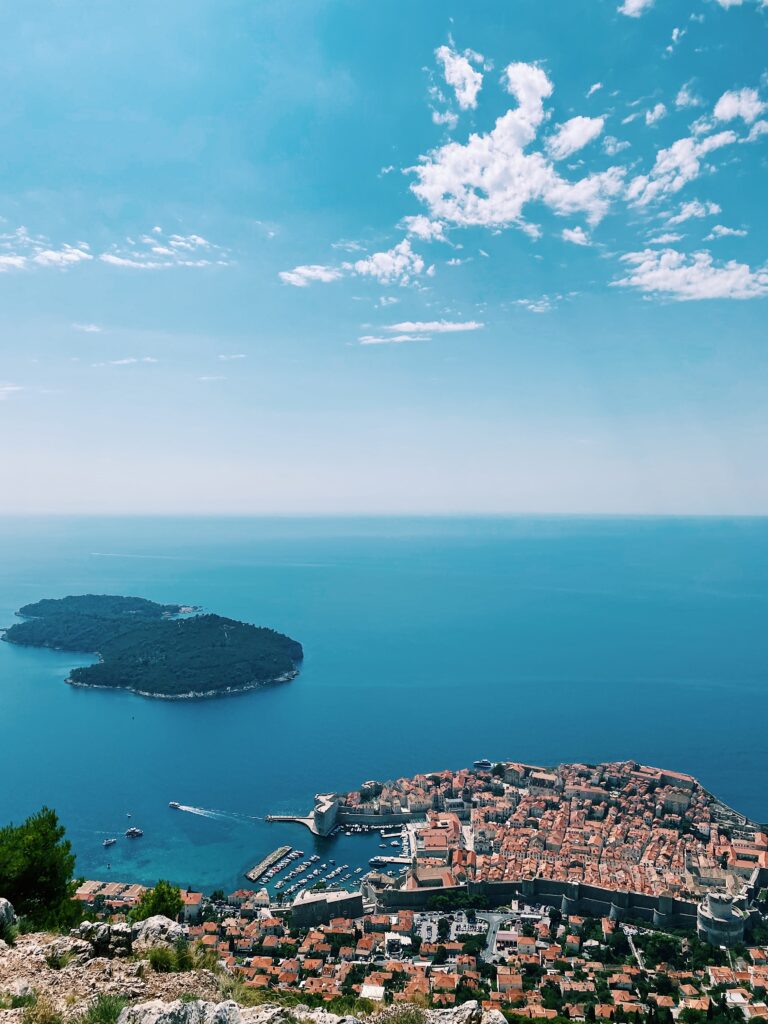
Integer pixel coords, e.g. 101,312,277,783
2,594,303,699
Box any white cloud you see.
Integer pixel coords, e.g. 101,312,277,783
562,226,591,246
603,135,631,156
199,375,226,381
0,227,93,273
713,87,766,125
675,82,702,109
410,62,624,230
645,103,667,126
667,199,721,224
587,82,603,98
435,45,483,111
34,245,92,267
358,334,428,346
93,356,159,367
280,240,430,290
618,0,654,16
279,264,344,287
218,353,246,360
0,382,23,400
648,232,684,244
72,322,102,333
547,116,605,160
432,109,459,130
385,320,484,333
627,130,736,205
715,0,744,7
400,215,448,242
705,224,748,239
348,239,427,285
666,26,687,54
746,119,768,142
616,247,768,300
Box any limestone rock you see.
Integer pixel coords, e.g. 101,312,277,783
117,999,241,1024
0,900,14,930
131,916,186,951
480,1012,508,1024
426,1002,482,1024
74,921,133,958
43,935,94,967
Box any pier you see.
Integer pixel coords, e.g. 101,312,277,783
245,844,292,882
265,814,321,835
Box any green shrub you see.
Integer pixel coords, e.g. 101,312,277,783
173,938,193,972
78,994,128,1024
0,993,37,1011
44,949,72,970
376,1007,427,1024
22,999,63,1024
147,946,175,972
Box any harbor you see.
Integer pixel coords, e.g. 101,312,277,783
244,845,294,883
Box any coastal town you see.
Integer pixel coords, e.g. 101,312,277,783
67,760,768,1019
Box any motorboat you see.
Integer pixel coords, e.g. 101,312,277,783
125,826,144,838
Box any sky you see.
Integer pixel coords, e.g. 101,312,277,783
1,0,767,515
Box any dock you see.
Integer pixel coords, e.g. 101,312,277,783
368,854,411,868
245,845,292,883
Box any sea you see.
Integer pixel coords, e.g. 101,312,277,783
1,515,766,895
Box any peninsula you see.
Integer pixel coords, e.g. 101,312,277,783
2,593,303,699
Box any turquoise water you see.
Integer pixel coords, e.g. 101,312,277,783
1,516,766,893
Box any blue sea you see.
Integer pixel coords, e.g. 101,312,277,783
1,516,766,894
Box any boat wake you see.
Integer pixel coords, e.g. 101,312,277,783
174,804,262,823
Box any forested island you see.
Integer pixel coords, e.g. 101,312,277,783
2,594,303,699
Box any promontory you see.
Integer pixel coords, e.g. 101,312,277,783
1,593,303,699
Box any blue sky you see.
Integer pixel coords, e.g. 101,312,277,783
1,0,767,514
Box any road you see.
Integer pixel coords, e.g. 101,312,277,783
476,912,510,961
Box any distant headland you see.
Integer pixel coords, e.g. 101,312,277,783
1,593,303,700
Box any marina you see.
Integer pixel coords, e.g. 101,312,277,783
244,844,293,883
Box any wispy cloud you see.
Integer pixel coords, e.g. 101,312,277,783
705,224,748,239
515,297,553,313
0,382,23,400
280,239,430,289
218,353,246,361
385,320,483,333
92,357,159,367
72,322,103,333
667,199,721,225
100,228,231,270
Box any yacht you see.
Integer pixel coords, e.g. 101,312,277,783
168,801,181,810
473,758,493,771
103,838,117,848
125,826,144,838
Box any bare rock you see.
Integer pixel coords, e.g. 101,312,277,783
131,917,186,951
0,900,14,931
426,1002,482,1024
117,999,241,1024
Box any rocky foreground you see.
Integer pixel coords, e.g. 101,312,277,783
0,900,503,1024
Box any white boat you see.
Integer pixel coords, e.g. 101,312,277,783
168,801,181,809
125,826,144,838
103,838,117,848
